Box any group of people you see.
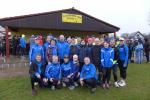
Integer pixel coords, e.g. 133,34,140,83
29,34,129,95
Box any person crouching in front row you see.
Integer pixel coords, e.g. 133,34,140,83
29,54,47,96
80,57,97,93
45,56,61,90
61,55,75,90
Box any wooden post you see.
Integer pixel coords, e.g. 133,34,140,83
114,32,116,39
5,26,10,58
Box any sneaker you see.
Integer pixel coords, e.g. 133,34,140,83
68,86,75,90
102,83,106,89
91,88,96,93
105,83,110,89
34,82,38,86
62,82,66,87
114,82,119,88
51,86,55,90
117,80,126,87
32,89,37,96
74,82,78,87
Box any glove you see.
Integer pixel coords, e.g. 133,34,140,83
123,63,127,68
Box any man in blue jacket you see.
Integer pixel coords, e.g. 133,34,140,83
29,37,44,64
57,35,70,64
117,38,129,87
20,34,26,57
45,56,61,90
61,55,75,90
80,57,97,93
101,41,114,89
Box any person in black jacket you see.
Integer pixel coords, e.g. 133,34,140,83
144,38,150,63
78,40,87,71
91,38,102,84
29,54,46,96
69,38,79,61
86,38,93,61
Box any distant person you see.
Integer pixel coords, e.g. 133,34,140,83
80,57,97,93
135,41,144,64
144,38,150,63
29,35,35,48
20,34,26,57
29,54,46,96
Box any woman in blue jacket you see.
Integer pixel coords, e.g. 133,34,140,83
80,57,97,93
117,38,129,87
101,41,114,89
45,56,61,90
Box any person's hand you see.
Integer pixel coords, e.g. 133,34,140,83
43,78,48,83
37,74,41,79
48,62,51,65
67,75,71,78
57,81,61,85
80,79,84,86
123,63,127,67
77,73,80,77
50,78,53,82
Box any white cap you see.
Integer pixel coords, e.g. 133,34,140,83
119,37,124,41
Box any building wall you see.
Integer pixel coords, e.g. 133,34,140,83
11,28,104,42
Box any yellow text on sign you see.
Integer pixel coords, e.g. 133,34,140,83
62,13,82,23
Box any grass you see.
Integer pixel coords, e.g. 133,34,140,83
0,63,150,100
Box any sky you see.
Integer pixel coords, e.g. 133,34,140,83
0,0,150,34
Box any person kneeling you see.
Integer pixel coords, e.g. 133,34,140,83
29,54,46,96
45,56,61,90
80,57,97,93
61,55,75,90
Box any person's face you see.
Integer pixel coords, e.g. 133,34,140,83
52,56,58,63
84,58,90,65
35,39,40,44
110,41,115,47
47,36,51,43
120,40,124,45
104,42,109,48
36,55,42,62
73,55,78,62
88,39,93,44
81,41,85,45
59,35,64,41
71,39,76,45
51,40,56,46
64,58,69,63
95,39,100,45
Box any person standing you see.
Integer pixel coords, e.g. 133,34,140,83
29,37,44,64
144,38,150,63
57,35,70,64
101,42,114,89
46,39,58,64
117,38,129,87
20,34,26,57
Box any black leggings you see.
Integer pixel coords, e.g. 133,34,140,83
102,67,111,84
145,51,149,62
48,79,61,89
118,60,128,80
84,78,97,88
31,77,44,89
